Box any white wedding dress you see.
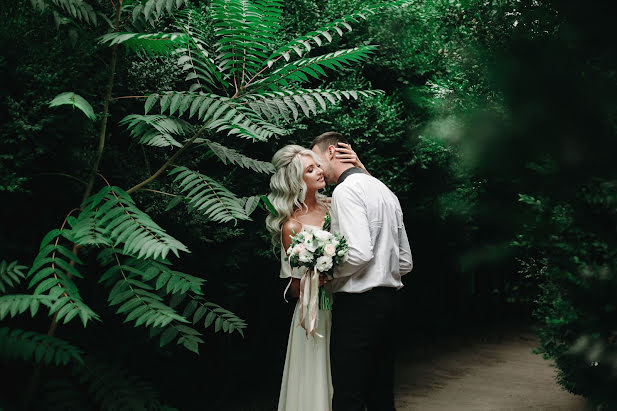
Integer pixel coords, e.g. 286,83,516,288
277,224,333,411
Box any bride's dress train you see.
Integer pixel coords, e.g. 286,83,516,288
277,224,333,411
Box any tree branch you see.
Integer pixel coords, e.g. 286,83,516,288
126,123,210,195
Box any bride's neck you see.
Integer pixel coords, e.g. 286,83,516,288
303,190,319,209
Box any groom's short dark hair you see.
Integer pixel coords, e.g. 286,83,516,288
310,131,349,152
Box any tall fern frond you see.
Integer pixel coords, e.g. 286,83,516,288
169,166,250,223
0,294,54,320
240,88,384,121
98,32,190,57
69,214,112,247
101,252,189,328
143,92,275,140
31,0,98,26
0,327,84,366
264,0,412,64
130,0,189,26
80,186,189,259
200,139,275,174
174,9,228,91
119,114,193,148
150,293,246,352
97,251,204,295
251,0,283,50
150,321,204,354
28,229,100,326
183,295,247,337
0,260,27,293
251,45,378,91
211,0,272,79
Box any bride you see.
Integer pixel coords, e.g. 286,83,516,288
266,143,366,411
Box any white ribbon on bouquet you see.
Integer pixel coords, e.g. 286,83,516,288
283,265,321,337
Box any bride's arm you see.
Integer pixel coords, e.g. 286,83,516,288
335,142,370,175
282,219,302,298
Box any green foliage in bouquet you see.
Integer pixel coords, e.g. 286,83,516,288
285,227,348,310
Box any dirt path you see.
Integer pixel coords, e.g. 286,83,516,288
394,328,589,411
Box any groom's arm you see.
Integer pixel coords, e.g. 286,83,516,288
331,184,374,278
398,221,413,275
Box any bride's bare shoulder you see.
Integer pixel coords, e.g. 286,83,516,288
282,219,303,249
282,219,303,237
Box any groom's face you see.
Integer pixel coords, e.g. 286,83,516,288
311,145,334,185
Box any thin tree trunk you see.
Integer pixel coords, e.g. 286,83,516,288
23,4,124,408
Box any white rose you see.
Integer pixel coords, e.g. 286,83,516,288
298,249,313,263
303,232,314,242
291,243,305,256
323,244,336,257
313,230,331,243
305,238,318,252
315,256,333,272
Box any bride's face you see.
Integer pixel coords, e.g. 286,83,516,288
300,155,325,192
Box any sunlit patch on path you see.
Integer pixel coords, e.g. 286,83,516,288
394,327,589,411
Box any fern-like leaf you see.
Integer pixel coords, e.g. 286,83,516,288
150,293,246,352
185,295,247,337
31,0,98,26
98,32,190,56
130,0,189,26
174,9,228,91
240,88,384,121
169,166,250,223
49,92,96,121
144,91,276,141
0,294,54,320
80,186,189,259
252,45,378,91
200,139,275,174
211,0,273,78
28,229,100,326
150,321,204,354
0,260,27,294
265,0,412,64
0,327,84,366
100,252,198,329
98,251,204,296
119,114,193,148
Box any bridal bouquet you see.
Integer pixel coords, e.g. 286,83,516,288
286,226,348,310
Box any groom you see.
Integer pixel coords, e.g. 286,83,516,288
311,131,413,411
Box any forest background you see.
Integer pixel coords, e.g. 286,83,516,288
1,0,616,409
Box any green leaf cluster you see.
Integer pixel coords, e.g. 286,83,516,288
28,229,100,326
0,327,84,366
78,185,189,259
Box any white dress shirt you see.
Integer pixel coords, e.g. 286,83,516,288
330,168,413,293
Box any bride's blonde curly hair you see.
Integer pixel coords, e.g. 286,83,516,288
265,144,329,247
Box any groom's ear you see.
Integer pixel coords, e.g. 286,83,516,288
326,145,336,160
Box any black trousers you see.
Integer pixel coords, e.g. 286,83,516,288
331,287,398,411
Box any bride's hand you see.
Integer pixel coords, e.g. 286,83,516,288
335,142,369,174
319,274,330,287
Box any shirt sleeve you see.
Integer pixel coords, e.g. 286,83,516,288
398,221,413,275
331,183,374,278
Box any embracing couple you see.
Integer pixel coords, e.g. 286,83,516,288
266,132,413,411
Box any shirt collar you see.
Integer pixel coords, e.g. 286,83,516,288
336,167,364,186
